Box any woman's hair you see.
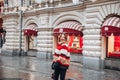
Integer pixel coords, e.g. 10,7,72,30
58,34,67,42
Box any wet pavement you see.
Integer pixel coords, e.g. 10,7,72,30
0,55,120,80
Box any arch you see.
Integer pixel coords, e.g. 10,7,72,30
23,17,38,29
99,3,120,61
83,2,120,58
99,3,120,27
52,12,84,28
23,17,38,52
101,17,120,36
23,17,38,36
53,12,84,54
85,2,120,29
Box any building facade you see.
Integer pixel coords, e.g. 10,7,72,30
1,0,120,70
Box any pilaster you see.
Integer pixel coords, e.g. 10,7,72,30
1,13,25,56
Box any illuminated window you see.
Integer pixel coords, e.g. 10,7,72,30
56,34,83,54
108,35,120,58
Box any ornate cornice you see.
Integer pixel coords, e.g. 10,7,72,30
2,12,19,20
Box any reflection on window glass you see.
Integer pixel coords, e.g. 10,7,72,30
34,37,37,47
108,35,120,58
114,36,120,52
56,35,83,54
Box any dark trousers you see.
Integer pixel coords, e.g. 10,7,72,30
54,68,67,80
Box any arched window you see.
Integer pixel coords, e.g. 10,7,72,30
101,17,120,58
53,21,83,54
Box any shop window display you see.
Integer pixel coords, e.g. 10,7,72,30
56,34,83,54
101,17,120,58
53,21,83,54
28,35,37,51
108,35,120,58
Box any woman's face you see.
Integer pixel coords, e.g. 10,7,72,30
60,36,66,43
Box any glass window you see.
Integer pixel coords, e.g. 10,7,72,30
28,36,37,50
107,35,120,58
72,0,79,4
68,35,83,54
34,37,37,47
56,35,83,54
8,0,19,7
35,0,42,3
4,0,8,7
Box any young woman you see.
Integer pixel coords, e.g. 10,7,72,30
52,34,70,80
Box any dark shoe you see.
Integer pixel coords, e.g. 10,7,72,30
51,72,54,79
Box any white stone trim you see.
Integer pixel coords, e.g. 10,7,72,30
83,45,101,51
83,35,101,40
83,40,101,46
83,29,100,35
53,11,84,28
83,50,101,57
